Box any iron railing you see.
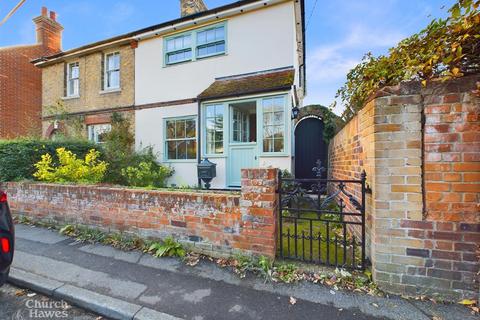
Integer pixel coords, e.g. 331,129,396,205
277,161,367,270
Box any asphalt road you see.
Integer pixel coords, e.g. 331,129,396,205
0,284,105,320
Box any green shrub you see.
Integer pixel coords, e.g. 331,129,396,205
33,148,108,184
102,113,135,184
149,237,186,257
0,138,99,182
121,160,173,188
99,113,173,187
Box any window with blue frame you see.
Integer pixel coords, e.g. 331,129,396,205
165,117,197,160
196,25,226,58
165,33,192,64
205,104,224,154
164,23,226,65
262,97,285,153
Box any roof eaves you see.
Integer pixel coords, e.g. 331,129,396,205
32,0,264,65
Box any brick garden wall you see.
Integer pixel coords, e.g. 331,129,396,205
328,100,375,254
328,75,479,301
4,168,279,258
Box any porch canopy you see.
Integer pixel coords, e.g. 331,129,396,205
198,67,294,101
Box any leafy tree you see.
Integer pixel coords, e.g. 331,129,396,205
336,0,480,121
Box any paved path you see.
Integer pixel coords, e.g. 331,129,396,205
9,224,476,320
0,283,103,320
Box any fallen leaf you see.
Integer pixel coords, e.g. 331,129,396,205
27,293,36,297
15,290,26,297
330,290,336,295
184,253,200,267
459,299,476,306
372,303,379,308
289,297,297,305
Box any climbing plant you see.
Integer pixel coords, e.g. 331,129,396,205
336,0,480,121
299,105,344,142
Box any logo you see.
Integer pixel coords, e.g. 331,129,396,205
12,299,70,319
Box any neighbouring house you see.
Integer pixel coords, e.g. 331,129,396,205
33,21,136,142
33,0,306,189
0,7,63,138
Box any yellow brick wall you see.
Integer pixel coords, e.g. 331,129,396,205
42,44,135,115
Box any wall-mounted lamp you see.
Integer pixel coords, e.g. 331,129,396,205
291,106,300,119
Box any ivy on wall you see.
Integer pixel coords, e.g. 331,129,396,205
336,0,480,121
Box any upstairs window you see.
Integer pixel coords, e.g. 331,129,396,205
67,62,79,97
196,25,225,58
165,34,192,65
165,117,197,160
164,22,226,66
104,52,120,90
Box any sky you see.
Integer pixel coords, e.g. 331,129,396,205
0,0,455,114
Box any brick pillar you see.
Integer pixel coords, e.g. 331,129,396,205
370,90,424,295
240,168,279,258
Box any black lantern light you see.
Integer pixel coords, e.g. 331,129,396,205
291,105,300,119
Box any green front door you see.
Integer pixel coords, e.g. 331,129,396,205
227,101,258,187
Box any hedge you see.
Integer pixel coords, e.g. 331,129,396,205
0,139,101,182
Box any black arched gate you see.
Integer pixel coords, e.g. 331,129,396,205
294,116,328,179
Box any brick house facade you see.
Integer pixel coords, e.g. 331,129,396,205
39,43,136,140
0,7,62,138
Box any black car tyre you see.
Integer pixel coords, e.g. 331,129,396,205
0,266,9,286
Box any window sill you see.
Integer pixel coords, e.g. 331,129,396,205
100,88,121,95
163,160,198,164
164,53,227,68
202,155,226,159
260,153,290,158
62,95,80,100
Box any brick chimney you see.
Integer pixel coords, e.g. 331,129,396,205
180,0,208,17
33,7,63,54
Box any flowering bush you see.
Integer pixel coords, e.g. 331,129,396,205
121,161,173,188
33,148,107,184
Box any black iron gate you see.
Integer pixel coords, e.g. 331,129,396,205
278,161,367,270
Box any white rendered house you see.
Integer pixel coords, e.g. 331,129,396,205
134,0,306,189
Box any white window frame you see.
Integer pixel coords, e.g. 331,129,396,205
104,52,121,90
164,22,227,66
87,124,111,144
67,62,79,97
